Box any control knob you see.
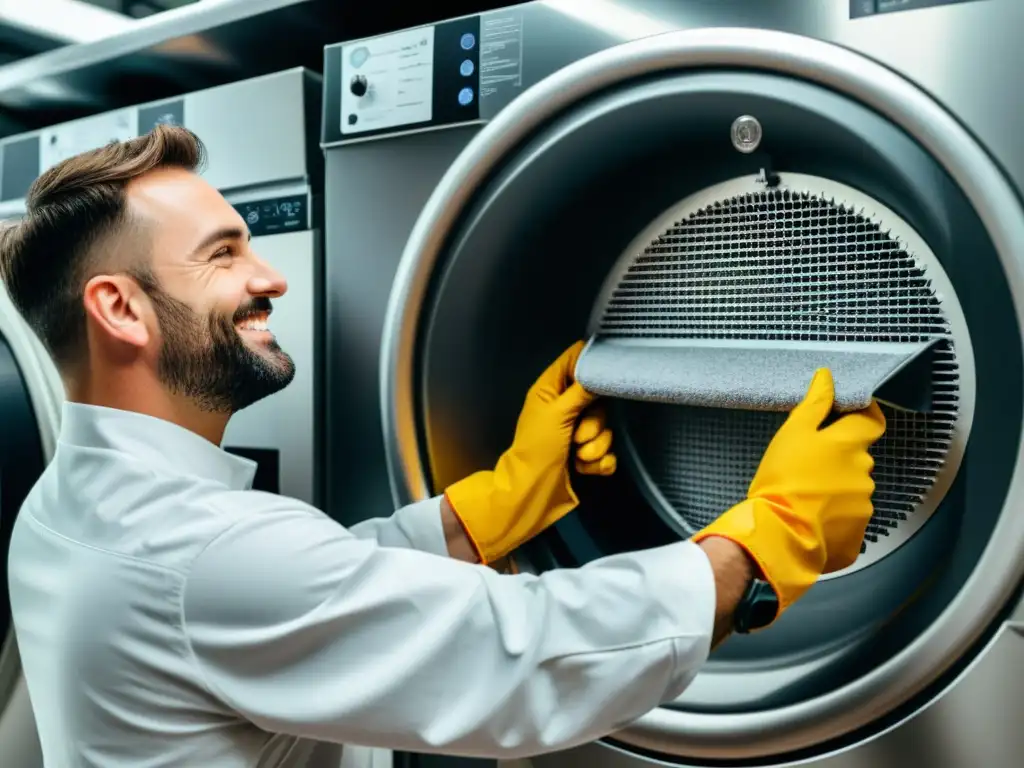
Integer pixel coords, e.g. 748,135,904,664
350,75,368,97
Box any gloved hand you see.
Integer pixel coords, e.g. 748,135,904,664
692,368,886,625
445,340,617,564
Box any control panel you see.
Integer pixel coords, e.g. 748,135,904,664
232,194,310,237
322,12,523,144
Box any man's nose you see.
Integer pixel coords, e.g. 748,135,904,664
248,257,287,297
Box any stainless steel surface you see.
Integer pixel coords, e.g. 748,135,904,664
370,5,1024,765
530,612,1024,768
221,226,322,506
322,124,481,522
175,68,321,192
0,0,341,131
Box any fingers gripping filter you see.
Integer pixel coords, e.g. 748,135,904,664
581,173,975,577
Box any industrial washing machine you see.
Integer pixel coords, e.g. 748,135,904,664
322,1,1024,766
0,66,325,766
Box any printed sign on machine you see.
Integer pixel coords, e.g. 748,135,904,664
340,25,436,134
39,108,139,174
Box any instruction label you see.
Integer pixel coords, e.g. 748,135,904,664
340,26,436,135
39,108,138,174
480,12,524,101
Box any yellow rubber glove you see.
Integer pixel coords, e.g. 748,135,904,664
445,341,617,564
692,368,886,624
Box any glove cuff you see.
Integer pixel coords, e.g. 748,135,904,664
692,498,826,620
444,473,496,565
445,456,580,565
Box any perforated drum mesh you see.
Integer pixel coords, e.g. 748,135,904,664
592,174,971,573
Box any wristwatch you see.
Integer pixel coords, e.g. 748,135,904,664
733,577,779,634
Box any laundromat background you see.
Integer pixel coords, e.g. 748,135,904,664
1,1,1024,767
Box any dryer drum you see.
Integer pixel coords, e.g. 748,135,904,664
382,28,1024,763
587,173,974,579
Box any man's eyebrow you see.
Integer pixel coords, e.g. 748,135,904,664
190,226,252,256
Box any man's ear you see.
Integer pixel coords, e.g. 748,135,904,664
82,274,152,350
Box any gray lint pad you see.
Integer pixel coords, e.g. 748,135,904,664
575,336,940,413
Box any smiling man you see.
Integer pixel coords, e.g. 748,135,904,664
0,125,885,768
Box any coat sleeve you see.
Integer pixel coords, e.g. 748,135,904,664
180,503,715,759
346,495,450,556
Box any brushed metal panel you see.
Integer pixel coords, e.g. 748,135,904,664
184,68,318,192
323,124,481,522
222,228,322,507
529,624,1024,767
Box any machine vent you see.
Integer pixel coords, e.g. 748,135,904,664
593,174,971,575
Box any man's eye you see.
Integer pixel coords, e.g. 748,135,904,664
211,248,232,261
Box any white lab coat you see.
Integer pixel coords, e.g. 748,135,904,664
7,402,715,767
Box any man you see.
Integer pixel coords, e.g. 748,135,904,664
0,125,885,767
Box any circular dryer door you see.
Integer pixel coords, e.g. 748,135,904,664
380,28,1024,764
0,285,61,764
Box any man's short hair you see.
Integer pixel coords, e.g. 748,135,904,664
0,124,206,370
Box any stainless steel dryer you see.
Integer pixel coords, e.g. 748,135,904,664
322,1,1024,766
0,278,62,768
0,66,325,766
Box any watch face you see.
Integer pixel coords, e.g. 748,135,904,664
739,580,779,632
749,589,779,630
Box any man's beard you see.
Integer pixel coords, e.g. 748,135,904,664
133,270,296,414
